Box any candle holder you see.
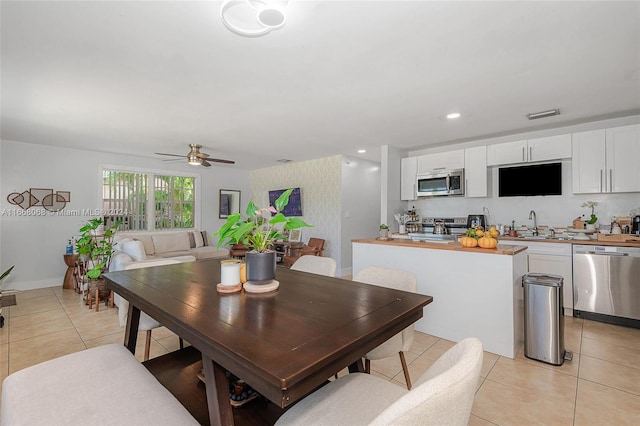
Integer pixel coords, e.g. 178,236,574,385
217,259,242,293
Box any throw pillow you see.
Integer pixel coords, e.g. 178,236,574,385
188,232,196,249
192,231,204,248
152,233,191,253
201,231,209,246
120,240,147,262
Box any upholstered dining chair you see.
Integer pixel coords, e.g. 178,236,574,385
275,337,483,426
113,259,187,361
290,255,337,277
353,266,417,389
282,238,325,267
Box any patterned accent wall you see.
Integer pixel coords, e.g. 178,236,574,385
249,156,342,268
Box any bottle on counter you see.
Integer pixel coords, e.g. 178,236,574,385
65,240,73,255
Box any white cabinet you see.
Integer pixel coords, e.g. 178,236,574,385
416,149,464,174
400,157,417,201
487,134,572,166
464,146,487,197
504,241,573,314
572,124,640,194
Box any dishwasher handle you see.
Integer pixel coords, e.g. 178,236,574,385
574,250,629,256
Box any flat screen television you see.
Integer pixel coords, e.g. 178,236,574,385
498,162,562,197
268,187,302,216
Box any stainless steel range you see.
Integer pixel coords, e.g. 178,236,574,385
409,217,467,241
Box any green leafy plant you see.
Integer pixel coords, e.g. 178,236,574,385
76,218,121,279
581,201,598,225
215,188,312,253
379,224,389,230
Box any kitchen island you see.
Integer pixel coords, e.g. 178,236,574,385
352,238,527,358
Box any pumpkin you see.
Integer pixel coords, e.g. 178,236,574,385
460,236,478,248
478,236,498,249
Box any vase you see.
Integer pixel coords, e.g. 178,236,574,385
586,223,596,231
399,225,406,234
379,229,389,239
245,251,276,283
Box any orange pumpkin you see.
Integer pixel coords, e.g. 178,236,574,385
460,236,478,248
478,236,498,249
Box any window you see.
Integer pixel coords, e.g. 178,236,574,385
102,169,196,231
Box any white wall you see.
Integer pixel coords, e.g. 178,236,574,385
249,156,343,269
341,156,380,276
405,116,640,229
0,140,249,291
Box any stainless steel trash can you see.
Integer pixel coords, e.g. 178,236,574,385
522,273,572,366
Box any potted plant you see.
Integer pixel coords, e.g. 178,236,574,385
379,224,389,239
0,265,15,328
76,218,121,299
581,201,598,230
215,188,312,283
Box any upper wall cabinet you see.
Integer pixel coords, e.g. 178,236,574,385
464,146,488,198
416,149,464,174
400,157,418,201
486,134,572,166
572,124,640,194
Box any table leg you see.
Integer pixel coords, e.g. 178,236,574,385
202,354,234,426
348,358,366,373
124,304,141,355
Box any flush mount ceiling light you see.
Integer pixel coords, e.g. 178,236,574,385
221,0,289,37
527,108,560,120
357,149,367,154
446,112,461,119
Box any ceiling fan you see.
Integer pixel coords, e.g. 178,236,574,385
155,144,235,167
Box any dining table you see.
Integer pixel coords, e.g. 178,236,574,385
104,258,433,426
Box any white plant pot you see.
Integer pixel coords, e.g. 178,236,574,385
399,225,406,234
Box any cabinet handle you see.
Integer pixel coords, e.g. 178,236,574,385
609,169,613,192
522,147,525,161
413,183,416,200
433,167,446,170
529,146,532,161
600,170,603,192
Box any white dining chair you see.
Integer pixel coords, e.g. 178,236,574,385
353,266,417,389
290,255,337,277
113,259,186,360
275,337,483,426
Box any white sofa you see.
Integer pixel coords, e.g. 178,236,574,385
110,230,228,271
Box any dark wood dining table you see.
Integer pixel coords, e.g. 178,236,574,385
104,259,433,426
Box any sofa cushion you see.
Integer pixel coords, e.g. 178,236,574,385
152,233,191,254
191,246,230,260
120,240,147,261
134,235,155,255
192,231,205,248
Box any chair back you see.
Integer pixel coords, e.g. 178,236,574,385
371,337,483,426
114,259,181,329
354,266,417,354
307,238,325,255
290,255,337,277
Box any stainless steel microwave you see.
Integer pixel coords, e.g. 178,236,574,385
416,169,465,197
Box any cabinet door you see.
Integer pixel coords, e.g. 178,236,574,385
528,254,573,312
400,157,417,201
464,146,487,197
572,129,606,194
486,140,527,166
416,150,464,173
606,124,640,193
528,134,572,162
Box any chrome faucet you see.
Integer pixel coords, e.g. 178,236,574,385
529,210,538,236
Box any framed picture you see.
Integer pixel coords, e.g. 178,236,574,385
288,229,302,242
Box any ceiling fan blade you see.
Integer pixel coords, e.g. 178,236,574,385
208,158,235,164
196,152,210,158
201,160,212,167
161,158,185,162
155,152,186,158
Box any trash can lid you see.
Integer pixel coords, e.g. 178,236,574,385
522,272,563,287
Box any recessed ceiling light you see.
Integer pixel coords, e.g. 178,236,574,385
446,113,461,119
357,149,367,154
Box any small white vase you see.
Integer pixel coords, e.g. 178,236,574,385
586,223,596,231
399,225,406,234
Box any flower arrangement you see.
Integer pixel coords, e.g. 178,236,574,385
581,201,598,225
215,188,312,252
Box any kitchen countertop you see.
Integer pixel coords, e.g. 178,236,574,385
352,238,527,256
499,235,640,248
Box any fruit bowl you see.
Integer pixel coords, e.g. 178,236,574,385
460,226,499,249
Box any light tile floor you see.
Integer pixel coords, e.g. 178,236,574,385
2,287,640,425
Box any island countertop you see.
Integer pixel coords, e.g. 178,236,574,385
352,238,527,256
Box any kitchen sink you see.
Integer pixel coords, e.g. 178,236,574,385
519,236,573,241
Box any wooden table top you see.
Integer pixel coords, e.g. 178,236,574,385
104,259,433,409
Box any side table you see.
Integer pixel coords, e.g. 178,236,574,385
63,254,78,290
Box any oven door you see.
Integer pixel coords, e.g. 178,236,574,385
417,170,464,196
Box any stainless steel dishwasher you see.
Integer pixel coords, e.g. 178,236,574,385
573,244,640,328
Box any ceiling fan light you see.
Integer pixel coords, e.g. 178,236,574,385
258,8,286,28
188,154,202,165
